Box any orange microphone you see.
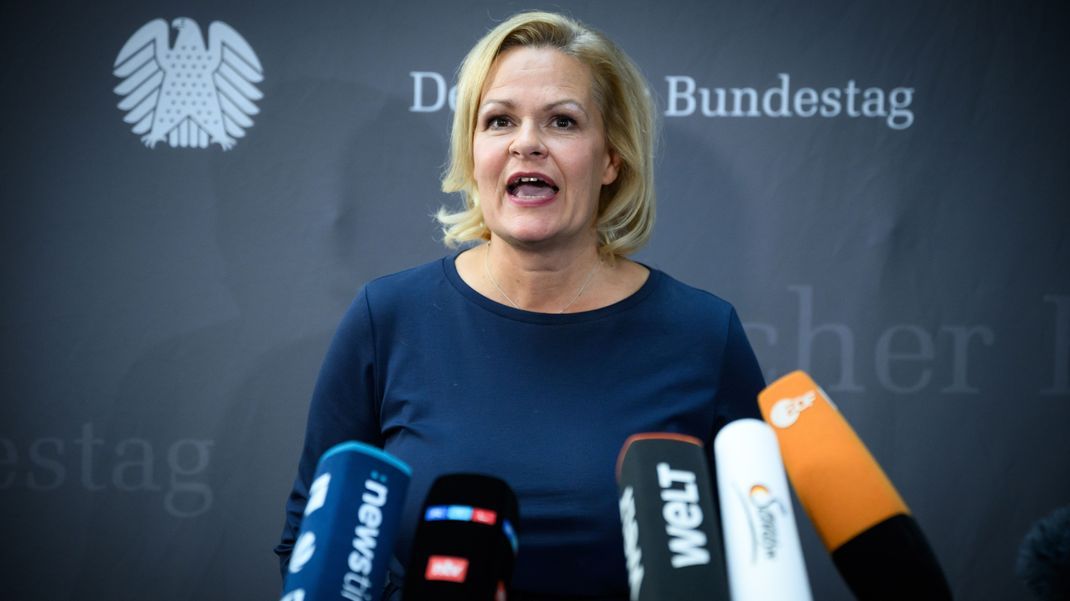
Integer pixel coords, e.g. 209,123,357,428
758,371,952,600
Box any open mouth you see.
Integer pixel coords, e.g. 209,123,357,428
507,174,559,199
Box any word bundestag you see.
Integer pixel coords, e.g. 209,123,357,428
409,72,915,130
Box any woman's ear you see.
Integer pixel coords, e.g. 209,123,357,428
602,149,621,186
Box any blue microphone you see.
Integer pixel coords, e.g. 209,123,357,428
280,441,412,601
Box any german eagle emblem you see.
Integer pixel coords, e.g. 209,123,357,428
113,18,264,150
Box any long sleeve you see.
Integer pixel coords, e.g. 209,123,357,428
711,307,765,434
274,288,384,575
273,256,769,596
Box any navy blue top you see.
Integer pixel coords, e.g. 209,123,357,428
276,253,764,598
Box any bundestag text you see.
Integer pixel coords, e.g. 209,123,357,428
664,74,914,130
408,71,915,130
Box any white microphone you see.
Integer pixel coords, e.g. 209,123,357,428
714,418,812,601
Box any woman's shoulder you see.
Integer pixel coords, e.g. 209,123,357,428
337,255,454,319
363,256,449,295
622,267,751,359
332,256,456,332
646,267,738,320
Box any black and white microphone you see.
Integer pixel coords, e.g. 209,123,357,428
280,441,412,601
615,433,729,601
714,418,813,600
403,473,520,601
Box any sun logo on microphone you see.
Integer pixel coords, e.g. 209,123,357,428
749,485,772,504
744,483,788,562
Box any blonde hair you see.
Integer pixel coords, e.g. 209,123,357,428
437,11,656,259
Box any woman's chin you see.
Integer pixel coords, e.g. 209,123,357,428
493,226,594,252
488,213,595,249
497,231,556,247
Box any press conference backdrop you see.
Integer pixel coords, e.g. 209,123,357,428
1,1,1067,599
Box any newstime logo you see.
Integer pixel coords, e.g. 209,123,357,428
340,474,390,601
408,72,915,130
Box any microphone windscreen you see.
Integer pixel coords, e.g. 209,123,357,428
759,371,952,600
615,433,729,601
757,370,906,551
404,473,519,601
1017,504,1070,601
830,513,950,599
714,419,813,601
280,441,411,601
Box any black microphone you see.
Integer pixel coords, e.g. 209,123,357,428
403,473,520,601
615,433,729,601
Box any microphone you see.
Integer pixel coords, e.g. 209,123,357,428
758,371,952,600
403,473,520,601
713,419,813,600
279,441,411,601
1017,504,1070,601
615,433,729,601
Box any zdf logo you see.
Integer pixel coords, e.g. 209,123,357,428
113,17,264,150
769,390,816,428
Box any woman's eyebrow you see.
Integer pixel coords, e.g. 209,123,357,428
479,98,589,117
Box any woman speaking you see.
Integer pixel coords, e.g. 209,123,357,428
277,11,764,600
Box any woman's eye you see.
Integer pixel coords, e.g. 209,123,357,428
487,116,511,129
552,116,575,128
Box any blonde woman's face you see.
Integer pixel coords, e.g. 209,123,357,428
472,46,619,252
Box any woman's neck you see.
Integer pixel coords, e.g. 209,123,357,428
482,235,604,313
454,234,649,314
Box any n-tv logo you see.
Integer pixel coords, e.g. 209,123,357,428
425,555,469,583
113,17,264,150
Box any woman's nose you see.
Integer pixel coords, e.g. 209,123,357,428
510,121,546,158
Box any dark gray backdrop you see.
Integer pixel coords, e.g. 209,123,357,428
2,1,1068,599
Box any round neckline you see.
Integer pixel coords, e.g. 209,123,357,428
441,249,662,324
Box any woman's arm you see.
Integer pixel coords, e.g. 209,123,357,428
274,287,385,576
